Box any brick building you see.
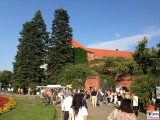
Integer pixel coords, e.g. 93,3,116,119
72,39,133,89
85,76,100,91
72,39,133,61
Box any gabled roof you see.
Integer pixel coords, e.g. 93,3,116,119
72,39,88,51
72,39,133,59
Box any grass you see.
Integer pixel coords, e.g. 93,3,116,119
0,95,61,120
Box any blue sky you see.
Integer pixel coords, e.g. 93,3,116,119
0,0,160,71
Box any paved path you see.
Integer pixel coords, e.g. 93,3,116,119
87,100,146,120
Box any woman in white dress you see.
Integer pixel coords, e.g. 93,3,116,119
68,94,88,120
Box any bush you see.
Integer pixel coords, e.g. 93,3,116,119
130,74,158,100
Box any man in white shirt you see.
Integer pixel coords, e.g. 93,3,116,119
61,91,73,120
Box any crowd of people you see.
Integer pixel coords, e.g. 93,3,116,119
87,87,126,108
60,87,140,120
16,86,150,120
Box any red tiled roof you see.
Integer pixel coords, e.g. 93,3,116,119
87,48,133,59
72,39,88,51
72,39,133,59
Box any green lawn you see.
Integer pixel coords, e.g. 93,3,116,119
0,96,61,120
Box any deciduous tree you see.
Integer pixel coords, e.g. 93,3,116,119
56,64,94,89
133,37,150,74
0,70,12,86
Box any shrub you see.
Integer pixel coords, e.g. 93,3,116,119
0,96,16,115
130,74,158,101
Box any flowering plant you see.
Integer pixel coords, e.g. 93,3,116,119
0,96,16,115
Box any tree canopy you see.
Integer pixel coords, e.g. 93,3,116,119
133,37,158,74
0,70,12,86
56,64,94,89
46,8,73,82
13,10,48,91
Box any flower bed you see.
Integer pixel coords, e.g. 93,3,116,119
0,96,16,115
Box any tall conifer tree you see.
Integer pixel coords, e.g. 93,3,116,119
47,8,73,82
13,10,48,90
32,10,49,63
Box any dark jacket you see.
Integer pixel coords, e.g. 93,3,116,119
91,91,97,96
82,99,88,109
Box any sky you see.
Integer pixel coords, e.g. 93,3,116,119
0,0,160,71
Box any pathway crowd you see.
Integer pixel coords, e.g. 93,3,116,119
31,86,151,120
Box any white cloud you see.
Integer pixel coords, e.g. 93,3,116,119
87,27,160,51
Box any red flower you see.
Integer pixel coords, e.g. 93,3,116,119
0,96,9,107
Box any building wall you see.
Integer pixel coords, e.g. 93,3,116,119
87,52,95,61
85,76,100,91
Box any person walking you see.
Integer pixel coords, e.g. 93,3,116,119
68,94,88,120
18,87,21,94
117,93,123,106
107,99,137,120
107,90,111,105
91,89,97,107
61,91,73,120
81,93,88,110
89,87,93,101
97,89,104,107
113,90,117,104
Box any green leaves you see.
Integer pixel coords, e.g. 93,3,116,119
133,37,158,74
13,10,48,91
130,74,158,100
46,8,73,80
73,48,88,64
56,64,94,89
0,70,12,86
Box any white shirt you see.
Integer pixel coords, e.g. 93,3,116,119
69,106,88,120
119,90,123,95
100,91,104,96
61,96,73,111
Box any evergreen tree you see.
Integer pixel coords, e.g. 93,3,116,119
13,21,46,91
32,10,49,84
32,10,49,63
47,8,73,82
